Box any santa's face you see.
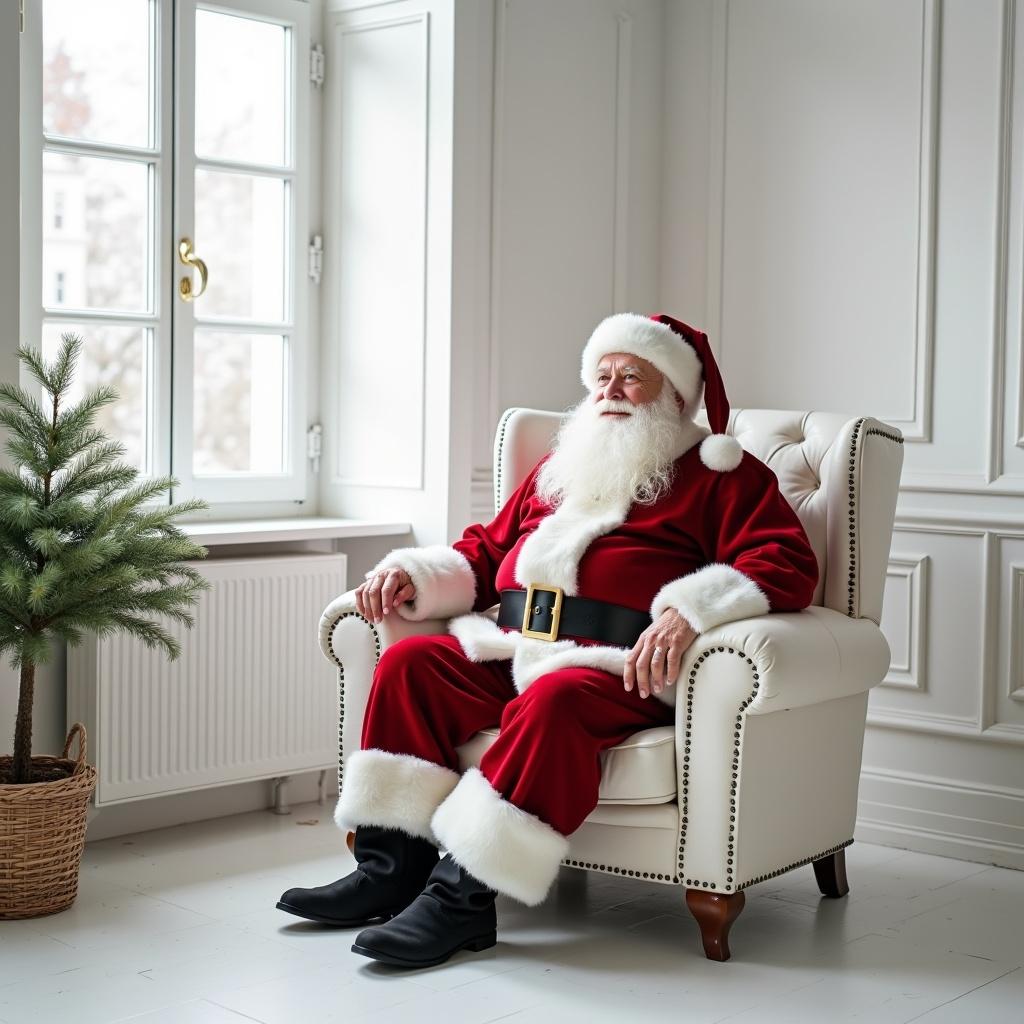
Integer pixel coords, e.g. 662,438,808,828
535,351,696,510
591,351,684,415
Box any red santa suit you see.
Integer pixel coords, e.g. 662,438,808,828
335,314,820,908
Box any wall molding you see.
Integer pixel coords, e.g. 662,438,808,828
1005,0,1024,457
869,519,1024,743
899,470,1024,495
704,0,728,362
612,11,633,310
989,0,1017,480
907,0,941,442
857,764,1024,870
704,0,939,439
865,707,994,739
879,554,930,691
1009,564,1024,701
894,508,1024,534
485,0,508,484
471,466,494,524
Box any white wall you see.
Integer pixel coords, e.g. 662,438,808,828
660,0,1024,869
316,0,668,531
472,0,668,520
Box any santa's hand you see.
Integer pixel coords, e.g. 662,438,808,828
623,609,698,699
356,567,416,624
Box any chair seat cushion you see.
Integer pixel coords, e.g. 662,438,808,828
455,725,677,805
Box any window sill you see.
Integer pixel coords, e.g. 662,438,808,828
177,516,411,547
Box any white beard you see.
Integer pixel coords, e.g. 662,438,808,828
535,385,695,510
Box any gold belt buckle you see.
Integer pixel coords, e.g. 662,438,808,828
522,583,564,641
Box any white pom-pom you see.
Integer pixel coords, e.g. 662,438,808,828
699,433,743,472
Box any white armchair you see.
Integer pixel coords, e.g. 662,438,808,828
318,407,904,961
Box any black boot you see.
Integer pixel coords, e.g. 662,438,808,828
276,825,439,927
351,852,497,967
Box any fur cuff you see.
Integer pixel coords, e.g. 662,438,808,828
335,749,460,841
650,562,770,633
431,767,569,906
369,544,477,621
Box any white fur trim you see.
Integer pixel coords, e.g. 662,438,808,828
514,495,631,595
335,749,460,841
369,544,476,621
430,767,570,906
581,312,703,411
650,562,770,633
699,433,743,473
449,611,519,661
513,418,710,595
511,636,629,693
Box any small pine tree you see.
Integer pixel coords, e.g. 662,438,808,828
0,333,212,785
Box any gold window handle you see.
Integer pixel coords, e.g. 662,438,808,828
178,237,209,302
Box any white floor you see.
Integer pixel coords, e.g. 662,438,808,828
1,802,1021,1024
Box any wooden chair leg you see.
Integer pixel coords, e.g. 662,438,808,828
685,889,745,961
812,848,849,898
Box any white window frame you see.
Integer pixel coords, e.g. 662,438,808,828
18,0,312,513
173,0,311,505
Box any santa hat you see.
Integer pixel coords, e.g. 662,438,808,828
580,311,743,473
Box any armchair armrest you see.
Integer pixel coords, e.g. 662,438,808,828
681,604,891,715
317,588,451,667
673,604,891,892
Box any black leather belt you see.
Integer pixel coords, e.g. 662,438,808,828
497,585,650,646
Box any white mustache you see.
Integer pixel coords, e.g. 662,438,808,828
592,399,635,415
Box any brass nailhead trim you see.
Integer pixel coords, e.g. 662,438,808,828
560,859,678,883
328,611,382,794
846,422,903,618
847,418,865,618
493,407,517,516
679,647,759,892
864,427,904,445
733,838,854,891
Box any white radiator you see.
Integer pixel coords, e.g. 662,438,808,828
67,553,346,806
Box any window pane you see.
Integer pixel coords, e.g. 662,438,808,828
194,170,286,322
43,0,152,149
41,322,148,474
43,151,150,314
195,9,287,166
193,331,285,475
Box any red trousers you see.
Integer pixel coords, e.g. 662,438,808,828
336,631,675,904
361,633,674,837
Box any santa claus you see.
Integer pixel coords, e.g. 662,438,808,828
277,312,819,968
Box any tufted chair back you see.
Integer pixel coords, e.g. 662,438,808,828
492,407,905,626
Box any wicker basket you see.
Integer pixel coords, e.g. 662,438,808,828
0,723,98,919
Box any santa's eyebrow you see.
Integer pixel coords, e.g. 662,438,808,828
597,363,644,374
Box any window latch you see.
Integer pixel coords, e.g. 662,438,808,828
310,44,325,86
307,423,323,475
308,234,323,285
